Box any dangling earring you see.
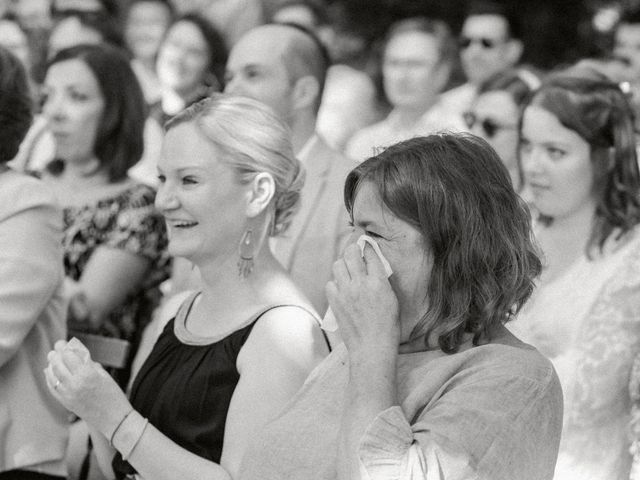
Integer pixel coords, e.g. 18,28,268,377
237,228,254,278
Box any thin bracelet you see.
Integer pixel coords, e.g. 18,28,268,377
122,418,149,461
110,409,135,447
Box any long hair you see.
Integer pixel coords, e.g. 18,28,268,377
525,70,640,252
345,134,541,353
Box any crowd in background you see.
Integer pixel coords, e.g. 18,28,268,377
2,0,640,479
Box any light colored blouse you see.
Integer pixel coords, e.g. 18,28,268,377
238,340,562,480
509,226,640,480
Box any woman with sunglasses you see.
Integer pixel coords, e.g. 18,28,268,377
465,68,540,191
509,67,640,480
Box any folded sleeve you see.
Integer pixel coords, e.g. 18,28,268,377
358,366,562,480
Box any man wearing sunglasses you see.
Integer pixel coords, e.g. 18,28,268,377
440,0,523,129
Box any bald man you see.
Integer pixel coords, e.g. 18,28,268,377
225,23,354,317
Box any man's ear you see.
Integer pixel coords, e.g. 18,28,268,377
506,39,523,65
292,75,320,110
246,172,276,218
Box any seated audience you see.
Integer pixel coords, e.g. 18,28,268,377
149,12,227,126
345,17,462,161
440,0,523,127
40,44,169,385
237,133,563,479
465,68,540,191
124,0,174,106
170,0,265,47
510,69,640,480
45,95,329,480
0,46,68,480
222,23,354,317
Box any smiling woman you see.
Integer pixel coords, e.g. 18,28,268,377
45,95,329,480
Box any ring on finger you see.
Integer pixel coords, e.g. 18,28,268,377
54,379,61,390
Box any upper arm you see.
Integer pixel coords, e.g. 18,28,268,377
76,191,167,321
77,246,152,321
219,307,329,477
0,193,63,366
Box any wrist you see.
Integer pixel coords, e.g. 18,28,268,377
111,410,149,461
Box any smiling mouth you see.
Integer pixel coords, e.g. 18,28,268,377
170,221,198,228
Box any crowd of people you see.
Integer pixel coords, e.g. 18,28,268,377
2,0,640,479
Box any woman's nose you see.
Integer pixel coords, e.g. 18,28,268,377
155,183,179,211
42,93,65,121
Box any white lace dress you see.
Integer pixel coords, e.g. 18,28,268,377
509,227,640,480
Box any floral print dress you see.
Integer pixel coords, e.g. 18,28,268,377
63,183,170,366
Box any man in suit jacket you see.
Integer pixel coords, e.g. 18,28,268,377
225,23,355,316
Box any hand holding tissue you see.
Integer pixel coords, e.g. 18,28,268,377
321,234,393,332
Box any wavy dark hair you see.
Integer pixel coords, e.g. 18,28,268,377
45,43,145,181
0,46,33,164
163,13,228,91
344,133,542,353
524,70,640,253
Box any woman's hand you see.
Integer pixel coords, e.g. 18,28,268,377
45,338,132,437
326,243,400,355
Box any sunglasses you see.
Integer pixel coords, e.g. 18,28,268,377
459,36,501,49
463,112,516,139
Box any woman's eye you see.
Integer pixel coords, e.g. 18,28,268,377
547,147,566,160
181,176,198,185
365,230,381,239
69,91,89,102
157,174,166,184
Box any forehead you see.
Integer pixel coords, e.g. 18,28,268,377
385,31,440,61
462,14,509,39
129,1,172,21
161,122,225,170
228,28,290,69
166,21,208,48
522,105,586,145
46,58,100,88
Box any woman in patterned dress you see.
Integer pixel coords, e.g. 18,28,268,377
40,43,169,384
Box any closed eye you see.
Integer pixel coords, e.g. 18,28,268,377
182,176,198,185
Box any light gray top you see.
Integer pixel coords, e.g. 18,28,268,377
238,339,563,480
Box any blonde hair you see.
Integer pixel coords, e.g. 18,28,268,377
166,94,305,236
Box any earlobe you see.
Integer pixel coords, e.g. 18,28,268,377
246,172,276,218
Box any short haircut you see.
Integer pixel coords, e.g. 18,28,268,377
345,134,541,353
165,13,228,91
465,0,521,40
524,69,640,252
166,95,305,236
45,44,146,182
0,46,33,164
272,0,327,27
384,17,456,67
273,22,330,112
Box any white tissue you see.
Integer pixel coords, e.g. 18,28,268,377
321,235,393,332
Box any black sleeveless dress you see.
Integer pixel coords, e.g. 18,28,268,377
112,292,309,478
